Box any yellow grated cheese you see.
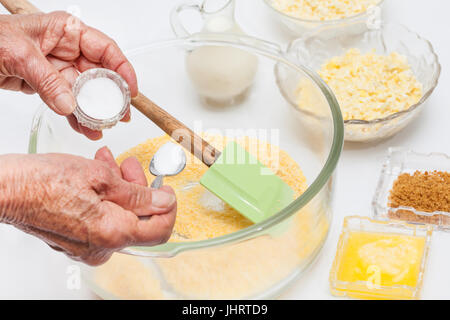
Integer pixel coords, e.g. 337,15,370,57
271,0,381,21
306,48,423,121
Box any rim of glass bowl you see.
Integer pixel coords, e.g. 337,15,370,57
287,23,441,126
28,34,344,257
263,0,385,25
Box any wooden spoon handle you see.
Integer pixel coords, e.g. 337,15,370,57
1,0,220,167
132,93,220,166
0,0,40,14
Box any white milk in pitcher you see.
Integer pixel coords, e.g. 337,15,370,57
185,15,258,104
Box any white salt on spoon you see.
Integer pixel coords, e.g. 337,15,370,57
149,142,187,189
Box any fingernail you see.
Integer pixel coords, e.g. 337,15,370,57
54,92,76,115
152,190,176,208
122,112,131,123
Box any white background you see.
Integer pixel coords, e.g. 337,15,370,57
0,0,449,299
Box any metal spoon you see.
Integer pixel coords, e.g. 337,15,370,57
149,142,189,240
149,142,187,188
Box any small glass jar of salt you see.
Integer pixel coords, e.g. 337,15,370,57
72,68,131,131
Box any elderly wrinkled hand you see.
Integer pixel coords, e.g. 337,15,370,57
0,11,138,140
0,147,177,266
0,12,174,266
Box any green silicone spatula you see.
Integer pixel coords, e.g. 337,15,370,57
1,0,294,224
131,94,294,224
200,142,294,223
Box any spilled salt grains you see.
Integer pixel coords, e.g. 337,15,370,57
388,170,450,225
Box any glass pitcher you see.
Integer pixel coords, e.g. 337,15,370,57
170,0,258,106
171,0,244,36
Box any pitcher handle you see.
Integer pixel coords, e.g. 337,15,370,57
170,0,203,37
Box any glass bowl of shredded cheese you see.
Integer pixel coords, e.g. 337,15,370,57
263,0,385,36
29,34,344,299
282,23,440,142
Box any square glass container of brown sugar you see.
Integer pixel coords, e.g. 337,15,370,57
372,148,450,231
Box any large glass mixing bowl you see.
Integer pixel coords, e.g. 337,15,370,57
29,34,344,299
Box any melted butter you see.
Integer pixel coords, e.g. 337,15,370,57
337,231,426,288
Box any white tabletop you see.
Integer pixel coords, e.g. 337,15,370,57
0,0,449,300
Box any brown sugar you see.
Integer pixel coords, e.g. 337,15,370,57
388,170,450,225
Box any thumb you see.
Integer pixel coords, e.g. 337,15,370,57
14,44,76,115
104,180,177,216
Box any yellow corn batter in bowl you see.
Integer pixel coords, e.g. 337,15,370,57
116,134,308,241
92,134,329,299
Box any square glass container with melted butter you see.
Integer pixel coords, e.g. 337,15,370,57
329,216,432,300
